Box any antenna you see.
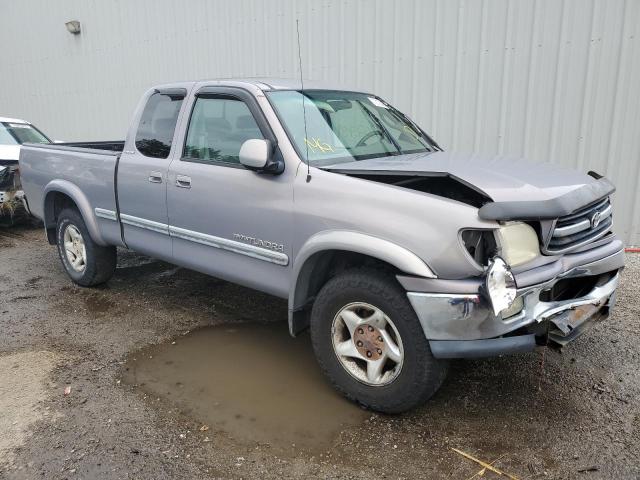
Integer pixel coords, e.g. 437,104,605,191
296,19,311,183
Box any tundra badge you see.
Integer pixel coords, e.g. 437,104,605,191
233,233,285,253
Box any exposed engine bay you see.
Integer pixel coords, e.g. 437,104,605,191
332,171,492,208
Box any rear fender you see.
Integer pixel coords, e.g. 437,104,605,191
43,179,107,246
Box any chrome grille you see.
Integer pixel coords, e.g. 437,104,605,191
546,198,612,253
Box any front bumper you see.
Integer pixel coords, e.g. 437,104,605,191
0,189,29,219
401,239,625,359
0,163,29,220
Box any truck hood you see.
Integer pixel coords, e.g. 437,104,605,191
323,151,597,203
0,144,21,164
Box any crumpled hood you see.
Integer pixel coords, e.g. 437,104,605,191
0,144,20,163
324,151,597,203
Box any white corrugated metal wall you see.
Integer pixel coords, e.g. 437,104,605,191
1,0,639,244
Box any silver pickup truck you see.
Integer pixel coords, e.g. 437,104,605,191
20,79,625,413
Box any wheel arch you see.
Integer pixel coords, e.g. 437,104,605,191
43,180,106,246
289,230,436,336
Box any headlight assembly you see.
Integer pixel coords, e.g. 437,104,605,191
495,222,540,267
460,229,497,267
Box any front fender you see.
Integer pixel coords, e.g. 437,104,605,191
43,179,107,246
288,230,436,334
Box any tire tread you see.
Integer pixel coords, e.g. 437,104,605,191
310,267,448,413
56,208,116,287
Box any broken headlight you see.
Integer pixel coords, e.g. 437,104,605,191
460,229,497,267
484,256,517,316
495,222,540,267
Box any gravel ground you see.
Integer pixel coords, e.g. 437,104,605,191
0,224,639,479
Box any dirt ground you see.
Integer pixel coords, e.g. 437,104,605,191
1,224,639,479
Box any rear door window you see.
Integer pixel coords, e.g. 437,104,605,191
135,92,184,159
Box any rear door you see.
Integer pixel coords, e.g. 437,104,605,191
166,86,293,298
117,88,187,261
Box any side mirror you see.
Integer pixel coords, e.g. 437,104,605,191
239,139,284,174
239,139,270,169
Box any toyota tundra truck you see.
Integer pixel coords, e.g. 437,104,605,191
19,79,625,413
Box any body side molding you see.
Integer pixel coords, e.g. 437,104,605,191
169,225,289,266
94,208,117,221
98,211,289,266
120,213,169,235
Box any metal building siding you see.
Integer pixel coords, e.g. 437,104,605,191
0,0,639,244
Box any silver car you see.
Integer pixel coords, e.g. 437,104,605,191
19,79,625,412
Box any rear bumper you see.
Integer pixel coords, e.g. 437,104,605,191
402,241,625,359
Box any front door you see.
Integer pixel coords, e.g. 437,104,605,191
166,87,293,298
118,88,187,261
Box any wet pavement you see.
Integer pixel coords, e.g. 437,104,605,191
122,323,368,454
1,224,639,479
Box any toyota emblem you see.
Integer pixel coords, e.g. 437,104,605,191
591,211,602,229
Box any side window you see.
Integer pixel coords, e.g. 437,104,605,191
135,92,184,159
183,96,263,165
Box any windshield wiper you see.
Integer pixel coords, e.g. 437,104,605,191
386,107,442,151
358,102,403,155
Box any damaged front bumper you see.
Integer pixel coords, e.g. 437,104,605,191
0,164,30,221
0,188,29,220
400,238,625,359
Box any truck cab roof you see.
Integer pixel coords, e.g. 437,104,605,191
153,77,368,94
0,116,30,124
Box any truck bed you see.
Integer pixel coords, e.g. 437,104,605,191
57,141,125,152
19,142,124,246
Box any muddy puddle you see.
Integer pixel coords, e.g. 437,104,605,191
122,322,368,453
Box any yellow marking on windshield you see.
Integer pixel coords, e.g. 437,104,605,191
304,137,334,153
403,125,421,140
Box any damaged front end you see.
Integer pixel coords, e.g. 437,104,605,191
400,240,624,358
395,180,623,358
325,153,624,357
0,163,30,225
327,170,492,209
526,270,618,346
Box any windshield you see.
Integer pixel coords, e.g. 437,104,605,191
0,122,51,145
266,90,436,166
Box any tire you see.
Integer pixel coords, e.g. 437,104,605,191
310,268,449,414
56,208,116,287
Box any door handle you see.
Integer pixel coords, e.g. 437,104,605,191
175,175,192,189
148,171,163,183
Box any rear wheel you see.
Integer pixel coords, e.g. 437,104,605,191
56,208,116,286
310,268,449,413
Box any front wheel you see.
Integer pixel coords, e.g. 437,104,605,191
310,268,449,414
56,208,116,287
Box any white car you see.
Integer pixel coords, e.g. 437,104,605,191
0,116,51,221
